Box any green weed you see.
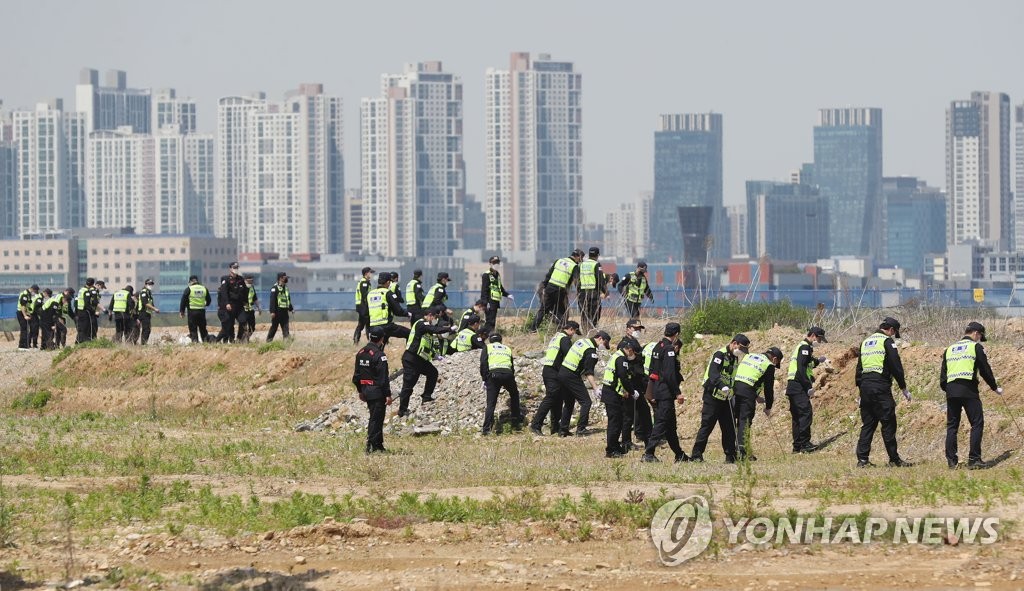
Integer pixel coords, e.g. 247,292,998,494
10,390,52,411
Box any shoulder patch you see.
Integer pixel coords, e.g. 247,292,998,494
668,351,676,357
888,342,896,349
713,357,721,364
800,349,809,356
380,355,387,362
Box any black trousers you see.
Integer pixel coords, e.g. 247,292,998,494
40,313,55,350
126,316,140,344
691,391,737,460
645,395,684,457
90,313,98,340
733,391,758,457
187,310,208,343
75,311,93,344
856,383,899,462
216,309,233,342
246,310,256,334
624,300,642,320
29,315,39,347
484,301,500,334
17,311,30,348
579,291,600,332
267,310,289,341
381,322,410,346
139,314,152,345
633,395,653,443
483,372,522,434
531,287,568,330
114,312,129,342
54,318,67,348
946,396,984,464
602,388,630,454
786,382,814,451
365,396,387,452
353,308,369,343
408,305,422,326
557,370,592,433
530,367,565,434
229,305,249,342
398,353,438,414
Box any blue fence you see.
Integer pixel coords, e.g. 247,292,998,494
1,288,1017,320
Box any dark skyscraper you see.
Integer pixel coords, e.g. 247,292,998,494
883,177,946,276
813,108,883,258
651,113,726,262
746,181,828,263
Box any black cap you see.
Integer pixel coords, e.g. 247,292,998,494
390,272,399,279
437,272,450,281
188,275,198,283
243,275,253,281
30,284,39,290
765,346,784,368
571,248,584,258
229,261,239,269
144,278,155,285
965,321,987,341
413,269,423,277
378,272,391,284
489,333,503,343
467,314,481,325
881,317,901,338
125,285,134,293
808,326,827,342
562,320,580,332
626,318,645,329
489,256,501,264
594,330,611,343
733,334,751,347
96,280,106,287
361,266,374,275
475,299,487,307
588,246,600,256
618,337,639,352
368,327,386,340
86,277,95,285
277,272,288,279
426,305,446,317
664,322,681,337
42,288,52,295
637,260,648,268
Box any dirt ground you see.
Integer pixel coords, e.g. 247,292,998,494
2,315,1024,590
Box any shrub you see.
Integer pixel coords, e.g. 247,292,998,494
683,299,810,341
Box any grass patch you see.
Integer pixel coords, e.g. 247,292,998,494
257,341,286,354
10,390,52,411
805,470,1024,507
132,361,153,376
51,338,116,366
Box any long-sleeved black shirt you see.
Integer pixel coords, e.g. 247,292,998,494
480,345,516,380
355,279,371,311
618,271,653,299
352,341,391,400
649,337,682,399
855,335,907,390
939,339,998,398
544,333,574,374
558,339,599,378
269,284,292,314
789,339,819,391
481,271,510,304
384,290,408,322
541,259,580,292
404,320,454,360
606,351,642,396
703,347,736,395
735,364,776,411
179,285,211,314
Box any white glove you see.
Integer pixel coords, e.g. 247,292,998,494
996,387,1004,395
632,390,640,400
720,386,730,393
506,294,514,301
481,382,487,391
807,388,815,398
902,389,912,402
817,356,827,364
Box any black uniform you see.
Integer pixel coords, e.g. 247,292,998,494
691,347,738,461
481,271,510,334
224,273,249,342
397,320,454,416
267,283,293,341
618,271,653,319
39,295,56,350
786,339,819,452
577,259,605,332
88,286,102,339
480,346,522,435
940,339,999,465
28,292,43,347
180,284,211,343
406,279,424,325
353,278,371,343
74,287,95,344
530,333,573,434
644,338,686,459
557,340,599,436
54,294,71,348
855,335,907,464
353,341,392,453
16,289,33,349
530,261,579,331
734,363,776,459
378,287,411,344
631,347,653,443
137,287,155,345
602,351,641,455
215,279,234,343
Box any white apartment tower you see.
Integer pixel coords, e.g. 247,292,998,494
1015,103,1024,251
153,88,197,134
12,100,87,235
604,191,651,261
216,93,266,247
946,92,1012,250
361,62,464,257
75,68,151,133
485,52,582,257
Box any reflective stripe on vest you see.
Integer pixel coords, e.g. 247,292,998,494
355,280,368,306
112,290,129,312
454,328,477,352
787,340,814,382
422,284,444,309
702,346,734,397
76,287,88,310
406,320,435,362
486,342,513,371
276,285,291,308
245,286,256,311
735,353,771,390
579,260,598,290
625,272,647,303
945,338,977,382
562,338,595,373
405,280,421,306
601,350,626,396
642,341,657,376
543,333,568,368
367,287,390,327
42,295,58,311
487,273,503,301
548,258,576,288
860,332,887,374
188,284,208,309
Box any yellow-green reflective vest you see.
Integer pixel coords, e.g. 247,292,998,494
487,273,503,301
275,285,291,308
642,341,657,376
422,283,444,309
735,353,771,392
405,279,421,306
548,258,576,288
245,286,256,311
407,320,435,362
860,332,888,374
579,260,598,290
76,287,89,310
543,333,568,368
562,338,595,373
486,342,513,371
112,290,129,312
367,287,390,327
944,338,977,382
601,350,627,396
454,328,477,352
354,279,368,306
787,340,815,382
42,295,58,311
702,346,734,399
625,272,647,303
188,284,208,309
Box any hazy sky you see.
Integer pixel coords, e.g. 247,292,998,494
3,0,1023,222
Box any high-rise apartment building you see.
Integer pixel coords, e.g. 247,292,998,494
651,113,726,262
361,62,464,258
745,180,828,262
153,88,197,134
882,176,946,275
216,93,266,246
604,191,652,261
344,188,364,253
75,68,151,133
946,92,1012,250
12,100,87,235
726,204,748,258
1016,104,1024,251
813,107,883,257
485,53,582,257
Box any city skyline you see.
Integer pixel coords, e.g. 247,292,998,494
3,0,1022,223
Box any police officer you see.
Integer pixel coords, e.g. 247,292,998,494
578,247,606,332
453,314,485,352
214,275,234,343
267,272,293,342
530,250,583,332
179,275,211,343
109,285,133,342
529,321,580,436
405,269,425,325
641,323,689,463
136,279,159,346
618,261,653,320
786,327,828,453
733,346,783,461
126,288,142,345
689,334,748,463
243,275,259,338
398,306,456,417
27,286,45,348
626,319,654,447
90,281,106,340
37,288,56,350
481,256,512,333
353,266,374,344
54,289,74,349
558,330,610,437
855,317,912,468
941,322,1001,469
603,338,642,458
353,327,392,454
224,262,250,342
16,284,38,349
367,272,410,344
421,272,452,320
459,300,488,332
74,278,97,344
480,333,522,435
